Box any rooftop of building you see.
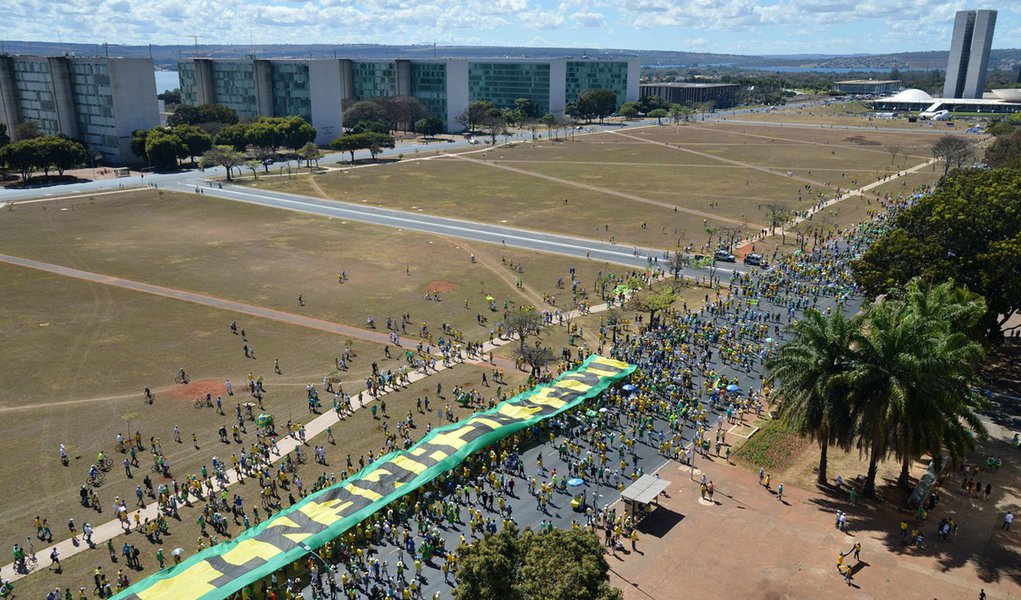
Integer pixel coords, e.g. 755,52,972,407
178,56,635,63
876,87,1021,104
835,79,901,85
639,82,738,88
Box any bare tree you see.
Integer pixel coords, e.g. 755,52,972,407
717,225,745,251
503,308,545,351
603,308,623,345
886,145,902,167
481,114,507,145
670,251,694,281
518,343,556,378
704,225,719,249
932,136,974,176
762,203,794,245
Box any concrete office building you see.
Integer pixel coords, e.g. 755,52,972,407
177,57,640,136
944,9,997,99
833,80,902,95
638,82,740,109
0,55,159,164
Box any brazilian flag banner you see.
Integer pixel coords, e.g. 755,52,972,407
115,355,634,599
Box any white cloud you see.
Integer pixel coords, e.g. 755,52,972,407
4,0,1018,55
571,10,608,28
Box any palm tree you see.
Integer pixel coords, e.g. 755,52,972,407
850,290,988,497
848,299,923,498
887,279,988,487
767,309,856,485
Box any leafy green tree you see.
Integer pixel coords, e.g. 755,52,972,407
576,89,617,122
455,101,498,132
516,529,621,600
157,88,182,104
767,309,856,485
415,116,444,136
175,125,213,164
365,132,395,160
619,104,639,120
0,123,9,148
455,526,620,600
1,138,43,180
627,285,676,322
244,120,278,149
168,103,238,127
145,128,187,169
41,136,87,176
328,132,393,163
637,95,668,113
648,108,668,125
276,116,316,150
130,129,149,160
200,145,245,181
296,142,322,168
214,123,251,152
669,104,692,123
852,168,1021,339
344,101,387,132
515,98,540,119
329,134,364,163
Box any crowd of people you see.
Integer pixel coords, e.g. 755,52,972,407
4,188,925,599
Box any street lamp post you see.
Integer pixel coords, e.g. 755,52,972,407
296,541,329,570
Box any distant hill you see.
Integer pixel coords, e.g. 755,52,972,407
1,41,1018,72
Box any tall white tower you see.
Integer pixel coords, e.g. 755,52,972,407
944,10,997,99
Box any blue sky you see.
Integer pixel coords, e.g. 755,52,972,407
9,1,1019,55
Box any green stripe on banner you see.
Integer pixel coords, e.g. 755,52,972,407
114,355,634,600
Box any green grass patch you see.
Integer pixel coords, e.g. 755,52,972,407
733,418,809,473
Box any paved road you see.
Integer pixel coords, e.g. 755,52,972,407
0,121,658,203
168,179,748,278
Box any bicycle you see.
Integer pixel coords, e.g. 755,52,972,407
98,456,112,471
194,396,213,409
87,471,105,486
144,389,156,404
175,370,189,385
115,440,129,453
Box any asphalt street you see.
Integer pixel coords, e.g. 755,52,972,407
169,179,751,278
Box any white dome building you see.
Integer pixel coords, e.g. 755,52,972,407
888,89,935,103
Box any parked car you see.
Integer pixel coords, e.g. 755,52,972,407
714,249,736,263
743,253,768,267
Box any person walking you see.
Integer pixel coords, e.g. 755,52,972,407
49,548,61,572
1003,511,1014,531
776,483,784,502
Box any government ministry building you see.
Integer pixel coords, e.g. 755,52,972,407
177,57,640,144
